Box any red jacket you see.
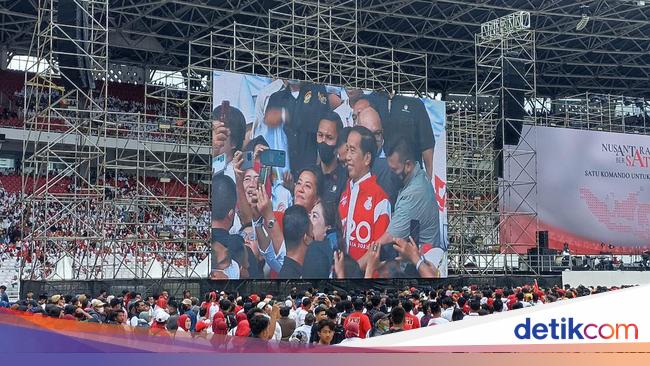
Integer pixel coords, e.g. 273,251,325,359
339,174,391,261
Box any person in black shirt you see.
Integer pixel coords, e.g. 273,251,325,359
385,306,406,334
277,205,312,279
316,111,348,204
265,81,331,179
210,174,243,280
364,92,435,177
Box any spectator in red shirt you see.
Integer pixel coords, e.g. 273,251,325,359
343,298,371,339
401,300,420,330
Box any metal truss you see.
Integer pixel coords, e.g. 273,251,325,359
538,93,649,135
19,0,213,281
3,1,650,97
446,14,538,275
188,0,427,95
21,0,110,280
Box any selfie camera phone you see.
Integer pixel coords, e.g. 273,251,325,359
213,153,227,175
260,149,286,168
241,151,254,171
258,166,271,187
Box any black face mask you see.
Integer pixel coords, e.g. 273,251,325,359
318,142,337,164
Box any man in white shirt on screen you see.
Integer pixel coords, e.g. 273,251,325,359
252,78,291,179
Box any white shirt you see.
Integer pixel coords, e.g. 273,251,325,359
292,324,313,343
272,181,292,212
208,303,220,320
272,321,282,341
333,100,354,128
254,79,284,131
441,307,454,322
294,308,309,328
129,316,140,327
252,79,291,178
259,240,285,274
428,317,450,326
338,337,361,345
212,72,256,124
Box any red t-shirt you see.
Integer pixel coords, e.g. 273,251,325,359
344,311,371,339
339,175,391,261
403,312,420,330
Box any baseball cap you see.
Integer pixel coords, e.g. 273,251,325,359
154,309,170,323
181,299,192,306
50,295,61,304
372,312,388,325
91,299,105,308
249,294,260,303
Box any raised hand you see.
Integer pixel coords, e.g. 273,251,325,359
333,250,345,279
212,121,229,156
393,237,420,265
256,185,273,220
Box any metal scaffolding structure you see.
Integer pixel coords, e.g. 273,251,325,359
13,1,649,281
21,0,110,280
446,11,538,275
187,0,428,97
20,0,212,281
538,93,649,135
17,0,427,281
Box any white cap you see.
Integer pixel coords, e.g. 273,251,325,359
154,309,170,323
284,300,293,308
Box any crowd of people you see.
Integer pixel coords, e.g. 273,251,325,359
0,172,213,279
0,70,209,145
0,283,623,345
210,77,444,280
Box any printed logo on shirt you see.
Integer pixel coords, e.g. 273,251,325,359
318,92,327,105
348,220,372,245
304,91,312,104
402,104,409,112
364,196,372,210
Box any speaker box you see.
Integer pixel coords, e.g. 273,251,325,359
494,59,526,178
56,0,95,90
537,230,549,250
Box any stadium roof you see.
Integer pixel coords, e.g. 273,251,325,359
2,0,650,97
